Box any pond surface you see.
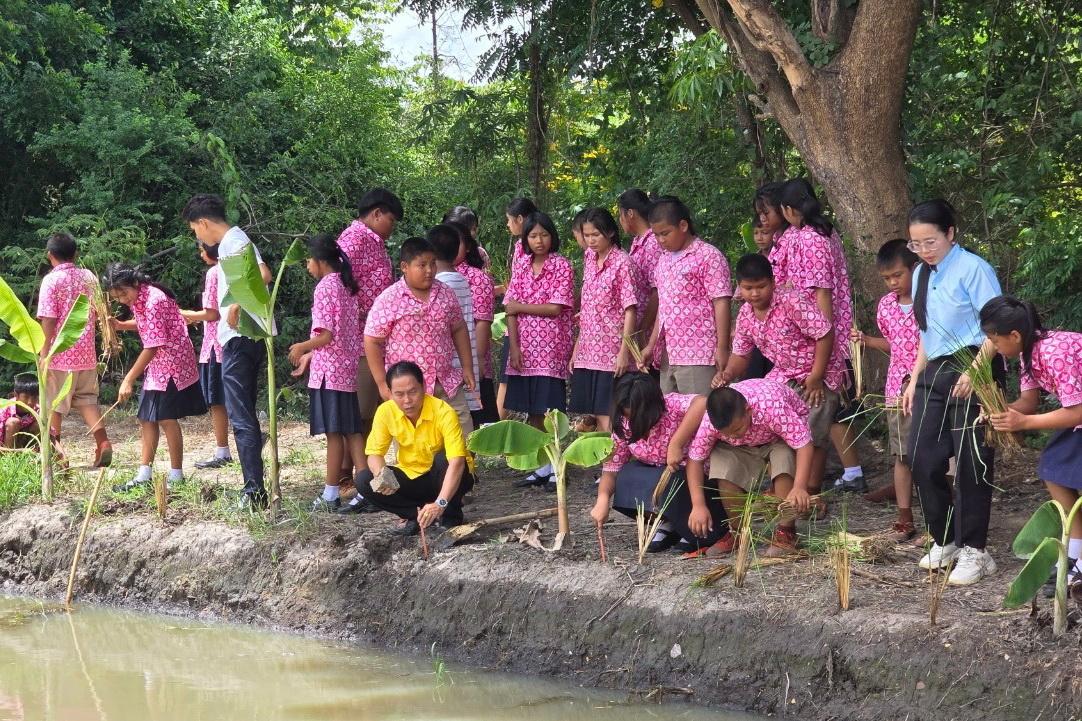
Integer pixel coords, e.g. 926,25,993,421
0,597,759,721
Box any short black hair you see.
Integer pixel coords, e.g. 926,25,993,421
506,197,538,219
442,205,478,231
425,224,462,263
735,253,774,282
356,188,404,221
13,373,38,396
181,194,228,223
200,241,220,260
571,207,589,231
752,215,764,229
647,195,696,235
520,212,562,255
398,237,436,265
706,386,748,432
386,361,424,386
582,207,622,248
46,232,78,262
876,238,919,269
617,188,653,217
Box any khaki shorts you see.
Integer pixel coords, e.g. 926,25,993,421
796,384,840,448
47,369,99,415
659,355,715,396
887,406,912,459
356,359,380,424
435,382,475,438
708,441,796,491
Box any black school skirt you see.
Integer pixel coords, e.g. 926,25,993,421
569,368,615,416
138,379,208,422
1038,428,1082,490
504,375,566,416
309,383,365,436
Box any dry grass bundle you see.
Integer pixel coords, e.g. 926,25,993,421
621,332,645,368
928,557,954,626
732,525,754,587
152,475,167,521
694,556,802,588
830,543,851,610
92,286,121,360
650,466,674,508
636,474,685,565
849,334,864,399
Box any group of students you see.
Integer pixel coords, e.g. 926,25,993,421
8,181,1082,592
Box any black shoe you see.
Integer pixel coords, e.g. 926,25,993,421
336,497,377,514
672,540,696,553
1043,559,1079,598
514,472,552,489
390,519,420,537
543,479,557,493
311,497,341,512
647,531,680,553
237,492,268,511
194,456,232,470
832,475,868,493
112,477,150,494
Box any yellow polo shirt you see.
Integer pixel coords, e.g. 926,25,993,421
365,395,472,478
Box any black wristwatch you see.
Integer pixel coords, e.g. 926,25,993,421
435,498,449,509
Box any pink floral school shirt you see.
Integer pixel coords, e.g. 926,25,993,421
575,248,640,372
456,262,496,379
37,262,98,372
654,239,733,366
603,393,697,473
1021,331,1082,428
0,402,36,444
504,254,575,380
876,292,919,403
365,279,465,396
731,289,847,391
688,379,813,461
309,273,361,393
628,229,663,300
198,266,223,364
337,220,393,349
132,284,199,392
772,225,853,361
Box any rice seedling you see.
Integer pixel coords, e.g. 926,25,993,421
849,332,864,399
636,474,685,565
621,331,645,368
827,504,852,610
596,521,608,563
953,346,1019,455
694,556,803,588
91,284,121,361
152,475,167,520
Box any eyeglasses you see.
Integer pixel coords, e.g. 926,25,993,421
907,239,944,252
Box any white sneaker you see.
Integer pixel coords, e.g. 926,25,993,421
918,542,960,570
948,546,997,586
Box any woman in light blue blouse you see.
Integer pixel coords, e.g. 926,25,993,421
901,199,1002,587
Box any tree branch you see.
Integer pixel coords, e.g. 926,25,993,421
664,0,708,37
724,0,814,92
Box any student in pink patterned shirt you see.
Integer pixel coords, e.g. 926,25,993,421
618,189,663,342
505,212,575,488
641,197,733,397
451,220,498,426
364,237,476,445
287,234,365,512
495,197,541,419
1,374,39,450
104,265,206,491
983,296,1082,592
851,239,921,540
569,208,639,432
37,233,112,467
671,378,816,557
180,242,232,470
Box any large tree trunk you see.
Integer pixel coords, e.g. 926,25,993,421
525,16,548,200
682,0,920,252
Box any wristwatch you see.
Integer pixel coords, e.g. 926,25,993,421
435,498,449,509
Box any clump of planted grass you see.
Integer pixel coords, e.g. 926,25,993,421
0,451,39,510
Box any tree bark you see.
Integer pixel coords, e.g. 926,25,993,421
430,2,440,91
525,18,548,200
688,0,921,252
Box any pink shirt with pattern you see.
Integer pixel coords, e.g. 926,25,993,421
1020,332,1082,429
504,254,575,379
37,263,98,372
876,292,919,402
0,402,35,443
198,266,223,364
654,239,733,366
337,220,393,353
365,279,465,396
309,273,361,393
731,289,846,391
132,284,199,393
688,379,812,460
774,225,853,362
603,393,697,473
456,262,496,378
575,248,640,372
628,229,663,296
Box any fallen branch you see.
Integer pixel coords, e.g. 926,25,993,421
84,399,121,437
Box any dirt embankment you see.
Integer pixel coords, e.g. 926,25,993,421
0,495,1079,721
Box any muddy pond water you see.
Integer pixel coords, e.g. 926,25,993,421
0,597,760,721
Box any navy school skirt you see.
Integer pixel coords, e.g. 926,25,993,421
138,379,208,422
504,375,567,416
199,359,225,407
1038,428,1082,490
569,368,615,416
309,382,366,436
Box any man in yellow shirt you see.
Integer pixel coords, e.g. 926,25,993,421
346,361,474,536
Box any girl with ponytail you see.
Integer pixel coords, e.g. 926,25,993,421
288,233,365,511
981,295,1082,594
104,263,206,492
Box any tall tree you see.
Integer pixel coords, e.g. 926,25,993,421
668,0,922,250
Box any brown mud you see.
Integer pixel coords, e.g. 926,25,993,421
1,415,1081,720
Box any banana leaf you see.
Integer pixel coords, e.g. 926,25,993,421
46,294,90,359
563,435,614,467
220,245,272,337
543,409,570,440
1004,536,1061,608
0,276,44,354
0,339,35,365
1012,500,1062,559
468,419,551,457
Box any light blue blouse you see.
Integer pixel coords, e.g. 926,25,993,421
913,244,1002,360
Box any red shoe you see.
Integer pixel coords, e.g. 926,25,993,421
682,533,736,559
762,527,799,558
93,442,113,468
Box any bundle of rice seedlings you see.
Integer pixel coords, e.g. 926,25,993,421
954,347,1019,455
830,542,851,610
849,334,864,399
92,285,121,360
637,475,685,565
732,525,754,587
152,475,167,521
694,563,732,587
621,332,645,368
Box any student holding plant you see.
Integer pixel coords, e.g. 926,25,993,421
981,296,1082,591
1,374,40,449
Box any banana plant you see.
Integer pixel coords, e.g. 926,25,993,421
0,276,89,499
219,239,306,516
1004,498,1082,636
467,409,613,550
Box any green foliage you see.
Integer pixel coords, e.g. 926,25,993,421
562,435,614,467
1004,536,1060,608
0,452,39,511
1012,500,1062,558
467,419,551,458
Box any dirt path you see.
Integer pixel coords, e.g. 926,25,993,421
1,414,1080,720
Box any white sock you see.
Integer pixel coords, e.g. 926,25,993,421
322,485,340,502
533,463,553,477
1068,538,1082,574
135,465,152,482
215,446,231,460
167,468,184,482
842,466,863,481
651,520,675,542
349,494,365,506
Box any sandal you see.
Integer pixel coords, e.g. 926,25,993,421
888,519,917,543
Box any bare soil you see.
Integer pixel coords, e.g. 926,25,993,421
1,412,1081,720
